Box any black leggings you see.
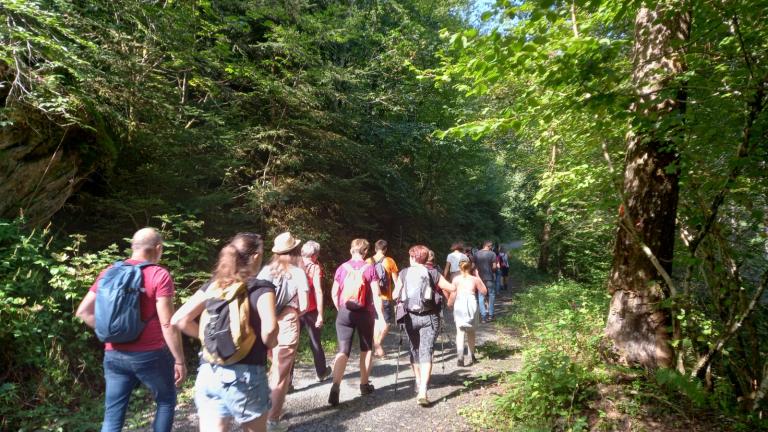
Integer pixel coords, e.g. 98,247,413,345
404,312,440,364
335,307,375,356
299,310,329,377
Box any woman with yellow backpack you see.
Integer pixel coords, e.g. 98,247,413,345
171,232,278,432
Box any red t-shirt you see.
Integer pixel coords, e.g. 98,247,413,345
304,260,323,312
333,259,377,312
89,259,175,351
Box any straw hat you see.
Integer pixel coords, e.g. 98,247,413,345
272,232,301,254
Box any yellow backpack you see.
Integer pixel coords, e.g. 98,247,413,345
199,281,256,365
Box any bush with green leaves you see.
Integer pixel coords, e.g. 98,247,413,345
0,214,213,430
495,349,594,431
461,279,605,431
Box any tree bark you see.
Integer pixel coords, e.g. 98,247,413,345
537,143,557,272
604,2,691,369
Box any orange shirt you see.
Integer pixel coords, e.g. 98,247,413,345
367,255,399,301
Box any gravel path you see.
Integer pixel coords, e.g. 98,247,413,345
163,288,522,432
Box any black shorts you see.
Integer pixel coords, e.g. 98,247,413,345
335,307,375,356
501,267,509,277
380,299,395,324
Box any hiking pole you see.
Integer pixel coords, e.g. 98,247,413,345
440,312,446,373
394,323,403,395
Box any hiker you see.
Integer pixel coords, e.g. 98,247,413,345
427,249,442,274
498,246,510,291
328,239,385,406
256,232,309,432
297,240,331,381
368,239,399,357
475,240,497,322
443,242,468,283
450,260,487,366
494,246,504,292
171,232,277,432
393,244,455,406
75,228,185,432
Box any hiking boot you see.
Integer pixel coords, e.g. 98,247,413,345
360,382,375,395
267,420,289,432
317,365,332,382
328,383,340,406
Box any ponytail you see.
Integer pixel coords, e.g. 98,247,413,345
214,245,241,286
212,232,264,286
459,260,472,274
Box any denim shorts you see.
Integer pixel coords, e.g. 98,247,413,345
194,362,271,424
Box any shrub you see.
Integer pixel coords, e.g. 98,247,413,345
0,215,213,430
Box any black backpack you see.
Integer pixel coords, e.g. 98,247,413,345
199,279,274,365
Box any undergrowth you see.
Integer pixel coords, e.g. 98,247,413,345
0,215,213,430
463,273,767,431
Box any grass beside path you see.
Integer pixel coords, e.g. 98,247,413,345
462,263,764,432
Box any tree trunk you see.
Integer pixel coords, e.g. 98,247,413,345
537,143,557,272
604,2,691,369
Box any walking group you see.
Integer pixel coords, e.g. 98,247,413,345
76,228,511,432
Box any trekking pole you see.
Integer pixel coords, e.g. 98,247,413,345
440,312,446,373
394,323,403,395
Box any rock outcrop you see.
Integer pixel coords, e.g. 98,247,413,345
0,108,111,226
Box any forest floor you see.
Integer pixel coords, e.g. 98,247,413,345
128,286,523,432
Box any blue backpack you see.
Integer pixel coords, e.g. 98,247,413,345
95,261,154,343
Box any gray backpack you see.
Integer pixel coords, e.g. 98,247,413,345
400,266,437,313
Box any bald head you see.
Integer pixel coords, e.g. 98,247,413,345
131,228,163,262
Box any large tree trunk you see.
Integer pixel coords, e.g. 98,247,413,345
604,2,691,368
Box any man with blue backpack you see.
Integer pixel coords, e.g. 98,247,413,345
76,228,185,432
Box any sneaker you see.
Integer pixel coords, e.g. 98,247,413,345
267,420,289,432
457,358,465,367
317,365,332,382
328,384,340,406
360,382,375,395
417,395,430,407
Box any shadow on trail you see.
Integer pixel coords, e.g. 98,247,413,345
286,366,507,431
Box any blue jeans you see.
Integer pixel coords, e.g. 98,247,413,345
495,269,503,291
102,348,176,432
478,279,496,319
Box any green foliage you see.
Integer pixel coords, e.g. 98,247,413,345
495,350,593,431
0,218,106,429
440,0,768,416
464,279,605,431
654,369,708,408
0,215,212,430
